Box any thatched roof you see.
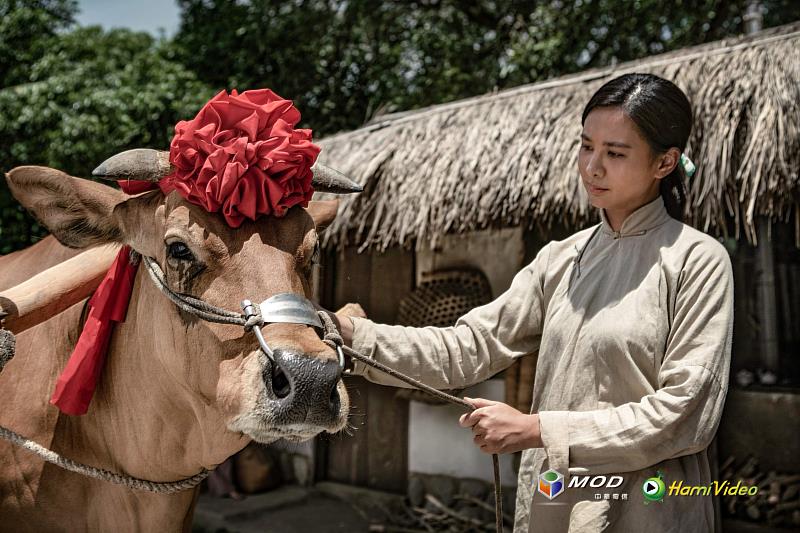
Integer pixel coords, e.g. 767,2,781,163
316,22,800,251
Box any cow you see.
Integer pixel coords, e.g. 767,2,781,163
0,154,360,531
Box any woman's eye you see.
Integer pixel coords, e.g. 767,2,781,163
608,151,623,158
167,242,195,262
580,145,592,151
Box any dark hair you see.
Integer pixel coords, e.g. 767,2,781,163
581,73,693,221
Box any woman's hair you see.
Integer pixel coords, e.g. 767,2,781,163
581,73,693,221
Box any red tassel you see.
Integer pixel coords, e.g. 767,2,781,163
50,245,139,415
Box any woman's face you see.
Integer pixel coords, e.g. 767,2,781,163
578,106,678,219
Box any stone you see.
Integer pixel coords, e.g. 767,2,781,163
407,475,425,507
424,474,456,506
457,478,488,499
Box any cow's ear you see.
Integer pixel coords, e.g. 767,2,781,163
111,189,164,258
5,166,128,249
305,199,339,232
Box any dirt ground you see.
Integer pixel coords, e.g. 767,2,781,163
192,482,405,533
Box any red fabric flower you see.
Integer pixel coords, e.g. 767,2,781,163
160,89,320,227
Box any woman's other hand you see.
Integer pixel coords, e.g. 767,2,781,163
459,397,543,454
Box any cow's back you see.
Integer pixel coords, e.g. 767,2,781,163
0,235,90,527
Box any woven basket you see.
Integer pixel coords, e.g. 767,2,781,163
396,269,493,404
398,269,493,328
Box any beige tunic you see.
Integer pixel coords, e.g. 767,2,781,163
350,195,733,532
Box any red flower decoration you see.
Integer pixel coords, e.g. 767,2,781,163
160,89,320,227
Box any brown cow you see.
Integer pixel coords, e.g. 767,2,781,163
0,163,356,531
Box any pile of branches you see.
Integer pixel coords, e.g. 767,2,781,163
720,455,800,528
368,494,512,533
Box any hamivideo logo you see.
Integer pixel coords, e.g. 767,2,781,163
538,469,565,500
642,470,666,503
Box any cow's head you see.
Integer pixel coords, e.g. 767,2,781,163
5,150,359,444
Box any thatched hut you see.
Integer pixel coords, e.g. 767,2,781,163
316,21,800,250
310,21,800,528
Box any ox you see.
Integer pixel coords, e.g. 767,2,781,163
0,153,360,531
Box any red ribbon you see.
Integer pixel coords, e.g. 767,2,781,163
50,245,139,415
50,181,158,415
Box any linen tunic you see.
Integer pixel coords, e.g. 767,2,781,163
350,195,733,532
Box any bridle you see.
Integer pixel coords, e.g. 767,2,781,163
2,249,506,531
139,252,346,369
143,252,506,531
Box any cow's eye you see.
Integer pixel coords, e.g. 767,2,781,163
167,242,195,262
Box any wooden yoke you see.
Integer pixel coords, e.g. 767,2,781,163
0,245,118,334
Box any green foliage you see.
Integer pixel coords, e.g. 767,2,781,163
503,0,800,84
172,0,800,137
0,21,213,253
0,0,77,88
173,0,522,134
1,0,799,253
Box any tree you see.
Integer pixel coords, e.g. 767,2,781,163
0,22,213,253
173,0,800,136
0,0,77,88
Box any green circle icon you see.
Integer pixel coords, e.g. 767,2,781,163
642,477,666,502
542,471,559,482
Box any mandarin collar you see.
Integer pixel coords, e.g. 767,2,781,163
599,196,672,239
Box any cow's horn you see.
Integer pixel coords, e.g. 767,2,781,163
311,164,363,194
92,149,172,182
93,149,362,194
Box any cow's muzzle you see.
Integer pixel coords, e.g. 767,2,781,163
265,347,342,426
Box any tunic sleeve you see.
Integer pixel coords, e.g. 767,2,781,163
349,244,551,390
538,241,733,475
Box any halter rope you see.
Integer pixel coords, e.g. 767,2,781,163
1,254,507,532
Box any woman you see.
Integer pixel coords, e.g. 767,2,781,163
337,73,733,532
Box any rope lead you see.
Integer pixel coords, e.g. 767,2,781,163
317,310,505,533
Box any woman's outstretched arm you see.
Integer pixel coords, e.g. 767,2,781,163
340,244,552,390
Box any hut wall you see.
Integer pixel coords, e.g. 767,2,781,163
415,227,524,296
408,227,524,485
316,245,415,492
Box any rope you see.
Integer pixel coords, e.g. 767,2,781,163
0,254,505,514
0,425,209,493
140,255,255,327
317,311,505,533
0,254,231,494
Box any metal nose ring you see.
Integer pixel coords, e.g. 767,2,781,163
241,300,275,362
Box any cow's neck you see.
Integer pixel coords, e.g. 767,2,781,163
51,269,249,485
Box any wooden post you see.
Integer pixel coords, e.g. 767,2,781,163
744,2,780,372
0,245,116,334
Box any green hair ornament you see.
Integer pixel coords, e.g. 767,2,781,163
680,153,696,178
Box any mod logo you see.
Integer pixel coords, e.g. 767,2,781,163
538,469,565,500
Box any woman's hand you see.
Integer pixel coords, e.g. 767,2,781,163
459,397,543,454
335,303,365,348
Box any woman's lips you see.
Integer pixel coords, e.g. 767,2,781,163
586,183,609,195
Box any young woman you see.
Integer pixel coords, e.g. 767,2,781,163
338,73,733,532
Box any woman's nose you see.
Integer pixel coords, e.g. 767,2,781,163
587,153,603,177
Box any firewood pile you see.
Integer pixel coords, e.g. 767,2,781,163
720,455,800,528
368,475,513,532
368,494,511,532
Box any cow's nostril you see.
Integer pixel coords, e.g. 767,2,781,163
272,366,291,399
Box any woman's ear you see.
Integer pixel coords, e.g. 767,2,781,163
654,148,681,179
